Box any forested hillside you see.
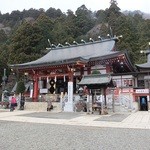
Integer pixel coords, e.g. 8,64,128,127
0,0,150,83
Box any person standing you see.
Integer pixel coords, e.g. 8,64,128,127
20,95,25,110
10,96,17,111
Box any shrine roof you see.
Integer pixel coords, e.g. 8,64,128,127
10,38,119,69
78,74,115,88
78,74,111,85
135,54,150,69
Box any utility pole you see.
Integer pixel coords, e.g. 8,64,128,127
2,68,7,90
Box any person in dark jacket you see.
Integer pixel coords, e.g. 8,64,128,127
20,95,25,110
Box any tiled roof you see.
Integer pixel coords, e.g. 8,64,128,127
135,54,150,69
10,39,117,68
78,74,112,85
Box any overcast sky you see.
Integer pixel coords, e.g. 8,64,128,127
0,0,150,14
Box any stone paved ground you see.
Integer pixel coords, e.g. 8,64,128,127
18,112,85,119
1,109,150,129
95,113,130,122
0,120,150,150
18,112,131,122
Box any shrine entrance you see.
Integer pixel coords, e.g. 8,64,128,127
139,96,148,111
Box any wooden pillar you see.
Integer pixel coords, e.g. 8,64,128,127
104,87,108,114
68,71,73,82
33,74,39,102
54,76,57,94
86,88,90,114
80,67,84,76
101,88,104,115
104,87,107,106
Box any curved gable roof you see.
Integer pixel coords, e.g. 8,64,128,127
135,54,150,69
78,74,115,89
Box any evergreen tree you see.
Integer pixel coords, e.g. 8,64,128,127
0,2,149,67
15,80,26,97
35,13,54,50
75,5,95,35
9,21,43,63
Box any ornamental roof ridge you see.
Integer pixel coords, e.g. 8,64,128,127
82,73,111,78
46,37,118,51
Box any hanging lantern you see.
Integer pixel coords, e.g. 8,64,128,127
49,79,55,94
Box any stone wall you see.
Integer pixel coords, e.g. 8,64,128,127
24,102,61,112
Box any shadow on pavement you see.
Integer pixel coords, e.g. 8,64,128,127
94,113,131,122
17,112,86,120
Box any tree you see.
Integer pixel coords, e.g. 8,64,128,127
0,29,7,44
65,9,80,38
35,13,54,50
15,80,26,96
9,21,43,64
22,8,42,19
96,10,107,23
15,80,26,110
109,0,121,16
75,5,95,35
46,8,63,19
92,70,101,74
105,0,122,32
12,22,43,54
100,23,109,38
0,2,149,69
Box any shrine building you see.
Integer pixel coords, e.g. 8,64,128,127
10,36,148,112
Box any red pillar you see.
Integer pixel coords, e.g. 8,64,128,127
68,71,73,82
33,74,39,102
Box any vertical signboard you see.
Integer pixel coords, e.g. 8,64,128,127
68,82,73,103
64,82,74,112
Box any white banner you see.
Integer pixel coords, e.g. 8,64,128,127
135,89,149,94
40,89,48,94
